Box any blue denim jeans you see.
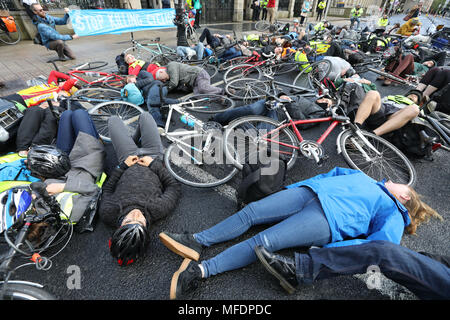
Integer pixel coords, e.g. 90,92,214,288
219,47,242,61
194,187,332,278
177,43,205,60
295,240,450,300
350,17,360,29
56,109,99,155
212,99,278,125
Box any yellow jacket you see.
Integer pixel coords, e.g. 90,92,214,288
397,19,421,36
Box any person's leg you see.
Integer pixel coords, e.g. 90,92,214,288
47,40,66,59
354,90,382,126
213,99,267,125
373,104,420,136
390,54,415,77
16,107,47,152
177,46,188,58
146,84,167,128
200,191,331,277
56,110,76,154
69,109,100,140
107,115,139,163
195,42,205,60
193,70,223,95
133,112,164,159
199,28,217,47
31,108,57,146
424,68,450,94
194,187,319,247
295,241,450,300
418,67,440,89
356,17,361,29
62,42,76,60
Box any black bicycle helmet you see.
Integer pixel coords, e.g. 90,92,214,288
27,145,71,179
109,223,150,266
405,89,423,103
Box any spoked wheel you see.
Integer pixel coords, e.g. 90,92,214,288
225,78,270,102
0,21,21,45
0,283,56,300
223,115,299,171
102,77,126,90
292,60,331,90
339,129,417,186
67,87,121,110
223,64,263,83
255,20,270,32
70,61,108,71
123,46,155,64
150,52,178,66
218,56,249,71
164,133,239,188
269,62,301,75
88,101,145,142
181,94,235,114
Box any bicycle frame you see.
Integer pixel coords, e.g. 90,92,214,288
68,70,124,87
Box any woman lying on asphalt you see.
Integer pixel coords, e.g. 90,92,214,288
158,167,442,299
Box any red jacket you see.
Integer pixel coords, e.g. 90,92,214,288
267,0,276,8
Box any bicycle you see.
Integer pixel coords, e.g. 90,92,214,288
0,182,74,300
161,95,239,188
123,36,176,62
0,2,21,45
222,90,417,187
66,87,122,111
367,67,418,87
255,20,283,33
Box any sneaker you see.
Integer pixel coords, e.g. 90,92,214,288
159,232,203,261
157,126,165,136
170,258,202,299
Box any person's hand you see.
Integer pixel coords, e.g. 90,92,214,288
64,7,70,13
279,95,292,102
46,183,66,195
72,34,80,39
137,156,153,167
125,155,139,167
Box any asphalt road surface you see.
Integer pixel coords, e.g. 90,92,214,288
1,21,449,303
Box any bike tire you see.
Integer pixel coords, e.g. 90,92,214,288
150,52,178,66
225,78,269,101
255,20,270,32
164,133,239,188
88,101,145,142
0,283,56,300
0,21,21,45
292,60,331,90
223,115,299,171
182,94,235,114
339,129,417,187
70,61,108,71
123,46,156,63
270,62,301,75
67,87,122,110
218,56,249,71
223,63,263,83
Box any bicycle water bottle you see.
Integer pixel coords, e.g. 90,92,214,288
180,115,195,127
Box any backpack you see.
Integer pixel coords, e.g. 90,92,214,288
115,53,128,75
236,156,288,208
337,82,367,120
283,96,326,129
388,120,441,160
347,51,365,65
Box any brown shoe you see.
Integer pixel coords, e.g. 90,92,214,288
383,79,392,86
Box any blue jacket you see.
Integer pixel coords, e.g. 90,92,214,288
33,13,72,48
285,167,411,248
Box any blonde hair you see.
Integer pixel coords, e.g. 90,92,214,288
404,188,443,235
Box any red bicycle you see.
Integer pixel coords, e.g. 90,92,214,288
222,92,417,186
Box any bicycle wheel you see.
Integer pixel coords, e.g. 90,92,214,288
150,52,178,66
218,56,249,71
225,78,269,102
0,283,56,300
185,26,199,46
88,101,145,142
292,60,331,90
68,87,121,110
182,94,235,114
223,63,263,83
70,61,108,71
269,62,301,75
123,46,156,63
255,20,270,32
223,115,299,171
339,129,417,186
164,133,239,188
102,77,126,90
0,21,21,45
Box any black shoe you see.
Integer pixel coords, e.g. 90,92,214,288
159,232,203,261
170,258,202,299
254,246,297,294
